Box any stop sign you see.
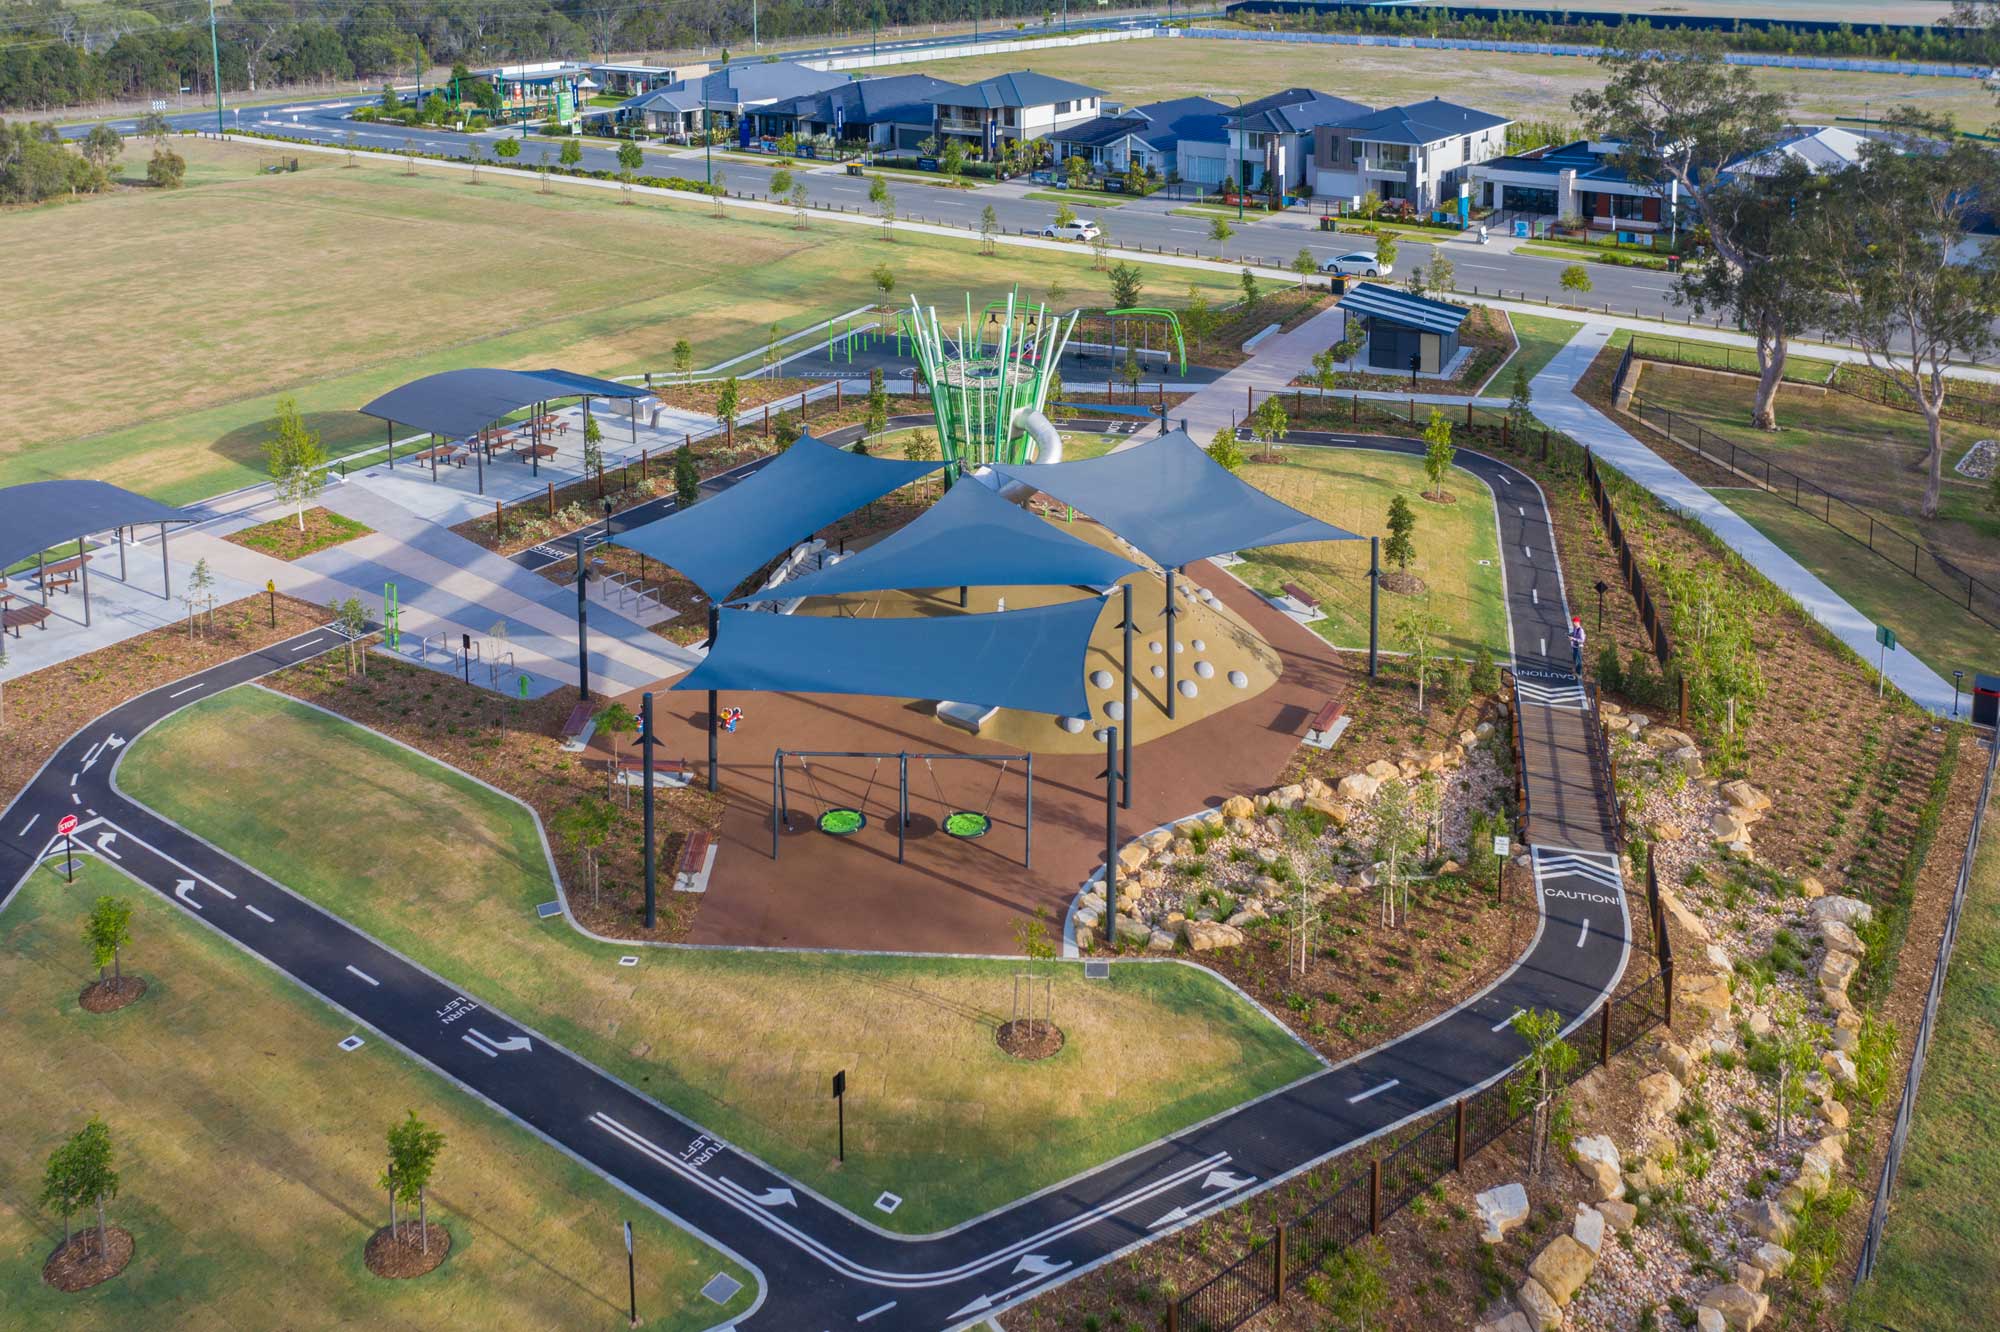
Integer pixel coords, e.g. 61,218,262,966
56,814,79,837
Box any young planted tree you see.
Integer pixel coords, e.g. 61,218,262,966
1108,260,1145,310
673,445,700,507
1119,349,1143,400
877,187,897,240
1250,394,1289,462
1372,232,1397,272
41,1117,119,1261
712,168,727,215
865,367,889,437
1208,214,1234,253
903,429,940,497
1766,992,1823,1148
1396,601,1448,713
616,139,643,195
1044,276,1069,312
1053,200,1077,233
1383,494,1418,577
941,137,967,180
1507,1007,1579,1176
1010,906,1058,1039
772,410,802,451
1090,228,1112,271
1420,408,1456,501
761,322,783,378
1206,425,1246,473
1369,779,1422,928
594,702,638,804
867,262,896,312
182,557,217,641
1559,263,1593,298
581,415,604,483
768,166,793,198
382,1109,447,1252
83,895,134,986
671,338,694,381
1291,246,1318,290
1182,287,1215,351
328,594,370,675
1573,32,1798,429
788,181,809,228
1427,254,1455,301
715,376,741,441
1320,1238,1390,1331
1239,266,1259,311
1815,128,2000,516
1310,347,1342,395
553,795,615,907
979,203,998,254
264,396,326,531
1507,362,1534,439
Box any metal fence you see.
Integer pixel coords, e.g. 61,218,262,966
1853,737,2000,1288
1167,973,1667,1331
1583,445,1675,668
1623,399,2000,634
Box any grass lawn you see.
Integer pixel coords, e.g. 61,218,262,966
0,137,1243,507
1498,313,1583,387
1628,333,1837,386
1024,189,1127,208
118,686,1322,1235
1515,242,1674,271
1229,448,1509,660
1712,488,1995,684
0,858,754,1330
886,37,1996,132
224,507,373,561
1848,787,2000,1332
1630,364,2000,588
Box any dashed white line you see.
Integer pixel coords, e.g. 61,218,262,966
18,814,39,835
1523,544,1533,559
1531,588,1539,605
1348,1078,1399,1105
69,773,77,786
71,793,81,805
244,904,275,923
288,637,325,653
168,683,206,699
1492,1008,1526,1033
1518,506,1526,517
1539,638,1547,656
855,1302,898,1322
1578,919,1592,948
345,964,379,986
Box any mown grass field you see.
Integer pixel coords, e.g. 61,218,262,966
0,859,754,1330
118,686,1322,1234
1500,313,1583,386
1849,770,2000,1332
887,36,1998,133
2,138,1245,506
1230,448,1508,660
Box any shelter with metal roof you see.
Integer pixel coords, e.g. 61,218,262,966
610,437,943,601
0,480,195,634
733,472,1139,607
1335,283,1471,374
359,367,651,494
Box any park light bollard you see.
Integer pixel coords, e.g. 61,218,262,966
1103,724,1120,939
642,692,657,930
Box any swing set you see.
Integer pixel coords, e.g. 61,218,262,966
770,748,1033,866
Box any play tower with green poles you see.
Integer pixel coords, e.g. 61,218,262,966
903,289,1076,480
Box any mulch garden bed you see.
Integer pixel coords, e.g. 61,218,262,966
996,1020,1065,1061
222,506,373,562
267,652,719,942
364,1222,451,1278
78,975,147,1013
0,592,333,811
42,1227,133,1292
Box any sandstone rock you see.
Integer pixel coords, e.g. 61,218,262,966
1647,725,1697,751
1597,1200,1637,1232
1775,1182,1807,1217
1736,1199,1793,1245
1819,949,1860,992
1474,1182,1530,1244
1572,1204,1606,1255
1146,928,1176,953
1722,779,1772,815
1220,794,1256,822
1670,746,1707,777
1748,1242,1795,1278
1182,920,1245,952
1697,1281,1770,1331
1821,920,1865,956
1337,773,1380,801
1074,925,1095,951
1624,1157,1666,1196
1141,827,1176,853
1527,1234,1594,1305
1113,915,1151,946
1746,1008,1774,1039
1459,728,1479,746
1679,970,1733,1018
1799,875,1825,899
1735,1263,1765,1295
1571,1135,1624,1200
1306,796,1352,824
1303,777,1333,801
1697,1309,1727,1332
1652,820,1685,842
1476,721,1495,737
1663,1042,1701,1083
1117,842,1151,872
1797,1149,1834,1198
1474,1312,1532,1332
1637,1070,1684,1120
1225,908,1265,929
1270,782,1306,809
1516,1277,1562,1332
1711,811,1751,844
1830,1024,1858,1052
1364,758,1400,781
1821,1099,1850,1132
1811,895,1874,928
1074,909,1102,932
1659,886,1713,943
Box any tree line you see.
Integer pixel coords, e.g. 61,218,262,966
1,0,1063,113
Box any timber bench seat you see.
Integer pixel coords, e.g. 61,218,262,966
1281,582,1320,610
558,703,597,751
676,831,712,878
1303,699,1348,751
2,604,51,638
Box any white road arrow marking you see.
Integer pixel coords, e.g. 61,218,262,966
1578,918,1591,948
1013,1254,1071,1277
174,879,203,910
95,831,121,860
1202,1170,1256,1192
734,1184,797,1207
466,1027,531,1053
103,733,124,749
1147,1204,1194,1231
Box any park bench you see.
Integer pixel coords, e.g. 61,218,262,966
2,603,51,638
673,830,716,893
608,752,693,787
1304,699,1348,751
1281,582,1320,611
558,703,597,752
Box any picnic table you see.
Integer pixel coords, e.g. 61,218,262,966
2,603,51,637
37,554,89,594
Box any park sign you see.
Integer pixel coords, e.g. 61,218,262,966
1876,624,1897,651
57,814,78,837
1874,623,1896,699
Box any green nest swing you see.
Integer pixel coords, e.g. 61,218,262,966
817,807,867,836
943,810,992,839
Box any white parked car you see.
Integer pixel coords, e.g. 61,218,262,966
1043,218,1102,242
1323,250,1391,278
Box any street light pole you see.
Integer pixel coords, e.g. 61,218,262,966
704,84,713,187
206,0,225,135
1232,94,1245,222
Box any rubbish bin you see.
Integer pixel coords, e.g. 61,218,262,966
1318,215,1335,232
846,162,864,176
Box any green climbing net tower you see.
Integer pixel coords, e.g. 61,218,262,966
903,289,1077,478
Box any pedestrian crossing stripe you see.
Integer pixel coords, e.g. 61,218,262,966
1515,679,1589,711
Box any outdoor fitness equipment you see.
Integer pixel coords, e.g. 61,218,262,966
903,288,1076,482
772,748,1032,865
924,755,1011,840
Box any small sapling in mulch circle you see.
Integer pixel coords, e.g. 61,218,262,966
1000,908,1063,1060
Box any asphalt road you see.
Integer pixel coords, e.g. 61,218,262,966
0,438,1631,1331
